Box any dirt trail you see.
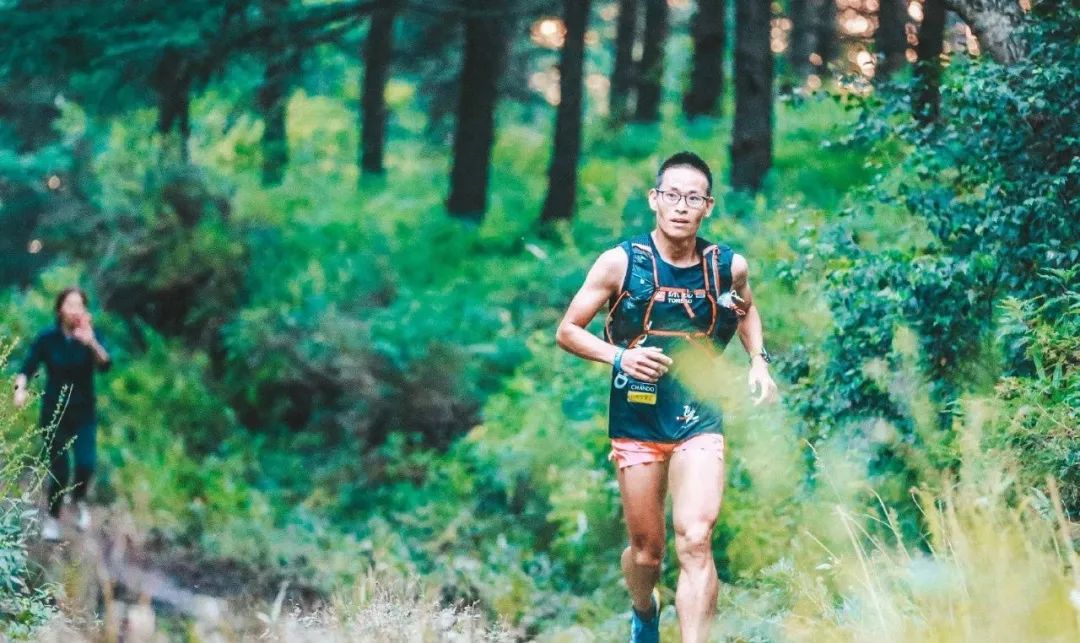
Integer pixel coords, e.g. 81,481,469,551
29,504,231,641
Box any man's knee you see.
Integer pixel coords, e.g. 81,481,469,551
674,520,715,565
628,535,665,569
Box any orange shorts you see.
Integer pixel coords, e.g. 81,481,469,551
608,433,725,470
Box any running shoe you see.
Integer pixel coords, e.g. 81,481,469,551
41,516,61,542
76,501,91,532
629,588,660,643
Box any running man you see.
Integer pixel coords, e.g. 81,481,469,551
14,286,111,541
555,152,777,642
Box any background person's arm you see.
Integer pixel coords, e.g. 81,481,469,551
72,313,111,370
13,334,44,409
88,337,111,371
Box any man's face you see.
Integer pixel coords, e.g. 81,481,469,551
647,166,714,241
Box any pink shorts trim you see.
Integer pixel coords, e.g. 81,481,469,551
608,433,725,470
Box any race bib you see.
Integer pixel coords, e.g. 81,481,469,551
627,381,658,405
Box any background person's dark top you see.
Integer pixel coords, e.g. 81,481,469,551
19,325,110,425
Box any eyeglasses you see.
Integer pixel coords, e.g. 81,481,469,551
655,189,712,209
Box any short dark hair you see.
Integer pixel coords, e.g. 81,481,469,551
55,286,88,320
655,151,713,194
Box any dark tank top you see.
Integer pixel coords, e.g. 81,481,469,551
605,233,740,442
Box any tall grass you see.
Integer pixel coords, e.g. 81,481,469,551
732,400,1080,643
258,578,517,642
0,343,58,639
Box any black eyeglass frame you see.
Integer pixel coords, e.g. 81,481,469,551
653,189,713,209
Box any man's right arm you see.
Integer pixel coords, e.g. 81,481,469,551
555,249,672,382
555,248,627,366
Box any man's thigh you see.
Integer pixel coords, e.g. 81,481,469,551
668,447,725,532
617,461,668,542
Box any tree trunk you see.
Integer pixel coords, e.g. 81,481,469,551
446,2,509,220
944,0,1026,64
683,0,725,119
874,0,908,78
541,0,591,223
258,51,300,185
360,5,398,177
914,0,946,123
152,49,193,162
633,0,667,123
814,0,838,75
787,0,815,79
257,0,297,185
609,0,638,124
730,0,773,192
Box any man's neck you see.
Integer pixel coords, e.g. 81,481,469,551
650,229,698,266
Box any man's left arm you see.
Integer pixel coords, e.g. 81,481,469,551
731,254,777,405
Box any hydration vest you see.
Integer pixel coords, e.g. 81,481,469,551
604,234,742,351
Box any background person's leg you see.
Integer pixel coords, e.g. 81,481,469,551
46,423,73,518
668,446,725,643
71,418,97,503
617,460,668,615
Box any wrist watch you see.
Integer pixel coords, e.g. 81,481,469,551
752,348,772,364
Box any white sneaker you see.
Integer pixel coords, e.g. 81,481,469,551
41,516,61,541
76,502,91,532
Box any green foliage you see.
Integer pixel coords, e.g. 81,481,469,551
11,6,1078,638
778,407,1080,642
98,169,246,345
0,511,55,639
782,7,1080,462
0,344,57,638
990,269,1080,514
0,1,375,118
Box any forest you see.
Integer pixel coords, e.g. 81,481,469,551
0,0,1077,640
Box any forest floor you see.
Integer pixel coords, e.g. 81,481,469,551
29,502,274,640
28,500,519,641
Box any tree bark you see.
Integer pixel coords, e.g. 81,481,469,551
914,0,946,123
874,0,909,78
944,0,1026,64
609,0,638,124
814,0,838,75
446,1,509,220
682,0,725,119
360,4,398,177
541,0,591,223
788,0,815,79
258,50,301,185
730,0,773,192
791,0,835,77
152,49,193,162
256,0,294,185
633,0,667,123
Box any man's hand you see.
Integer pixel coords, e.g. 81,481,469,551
619,346,673,383
13,374,28,409
748,361,778,405
71,312,96,346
